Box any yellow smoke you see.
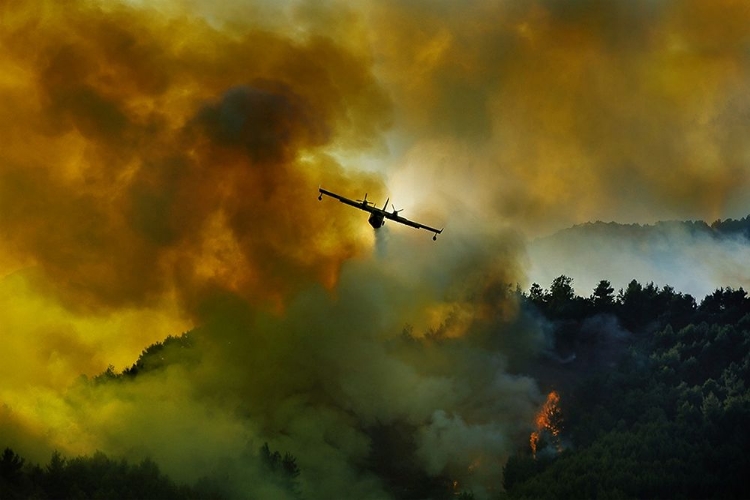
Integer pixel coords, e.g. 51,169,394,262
0,0,392,471
367,0,750,233
1,1,749,498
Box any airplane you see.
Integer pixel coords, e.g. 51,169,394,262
318,187,443,240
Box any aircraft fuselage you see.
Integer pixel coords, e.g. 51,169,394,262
368,212,385,229
318,186,442,240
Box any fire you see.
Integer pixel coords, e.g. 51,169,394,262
529,431,540,457
530,391,563,458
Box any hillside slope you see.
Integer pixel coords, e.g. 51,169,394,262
527,216,750,299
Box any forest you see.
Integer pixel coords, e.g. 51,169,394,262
0,442,300,500
2,276,749,499
504,277,750,499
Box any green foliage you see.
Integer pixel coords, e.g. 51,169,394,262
522,276,746,337
7,275,748,499
0,448,25,493
0,449,227,500
591,280,615,310
710,215,750,238
508,277,750,499
0,444,304,499
122,333,195,378
259,443,302,498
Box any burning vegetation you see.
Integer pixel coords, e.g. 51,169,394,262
529,391,563,458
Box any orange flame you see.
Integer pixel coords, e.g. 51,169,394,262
529,431,540,457
530,391,562,458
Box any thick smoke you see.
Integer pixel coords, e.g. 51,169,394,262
366,0,750,234
2,0,749,498
3,231,544,497
0,0,393,313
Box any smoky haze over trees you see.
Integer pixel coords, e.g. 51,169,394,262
505,277,750,500
527,216,750,300
0,442,300,500
3,0,750,499
4,274,749,499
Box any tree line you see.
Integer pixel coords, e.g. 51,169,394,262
503,277,750,499
0,442,300,500
4,275,749,499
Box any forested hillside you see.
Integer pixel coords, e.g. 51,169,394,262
504,278,750,499
527,215,750,300
3,277,749,499
0,443,300,500
537,215,750,247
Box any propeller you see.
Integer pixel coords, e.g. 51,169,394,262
356,193,373,206
391,204,403,215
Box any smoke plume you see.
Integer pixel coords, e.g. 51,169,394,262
1,0,749,498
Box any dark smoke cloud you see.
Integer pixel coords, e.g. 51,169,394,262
2,230,543,497
0,0,396,482
2,1,749,498
194,84,328,163
0,0,391,315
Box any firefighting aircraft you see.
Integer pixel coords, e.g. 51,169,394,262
318,187,443,240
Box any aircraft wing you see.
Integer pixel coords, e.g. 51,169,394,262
319,186,444,238
318,187,379,214
385,211,443,235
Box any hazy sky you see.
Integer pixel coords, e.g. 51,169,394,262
1,1,749,497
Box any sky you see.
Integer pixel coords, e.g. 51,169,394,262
1,0,750,498
527,219,750,299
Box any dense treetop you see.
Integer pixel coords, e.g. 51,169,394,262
3,275,749,499
504,277,750,500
